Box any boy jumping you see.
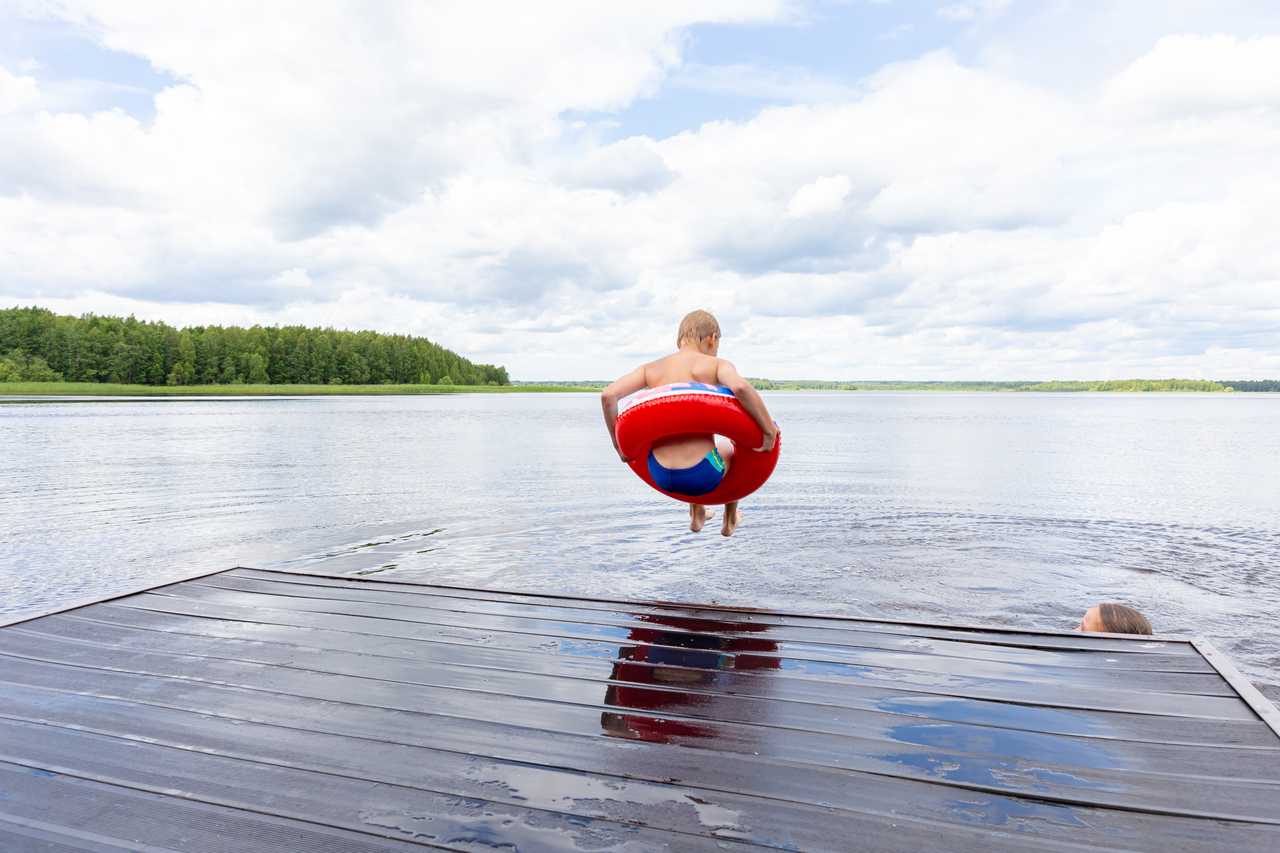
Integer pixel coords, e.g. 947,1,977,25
601,310,779,537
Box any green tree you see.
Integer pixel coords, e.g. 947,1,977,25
221,355,240,383
0,306,510,389
168,330,197,385
246,353,269,384
0,354,22,381
2,350,63,381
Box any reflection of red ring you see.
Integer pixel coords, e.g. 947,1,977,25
616,384,780,505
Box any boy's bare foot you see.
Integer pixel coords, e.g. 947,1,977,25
689,504,716,533
721,504,742,537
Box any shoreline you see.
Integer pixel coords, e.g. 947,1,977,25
2,379,1275,397
0,382,597,397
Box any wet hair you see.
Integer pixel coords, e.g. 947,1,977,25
1097,603,1153,636
677,310,721,348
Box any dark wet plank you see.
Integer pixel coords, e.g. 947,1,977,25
0,821,158,853
0,814,165,853
118,588,1250,717
2,646,1277,823
0,761,440,852
10,607,1280,773
0,717,1185,853
221,568,1210,659
146,581,1234,695
7,618,1279,783
3,686,1279,853
3,567,1278,852
200,572,1217,675
0,734,759,853
23,608,1280,749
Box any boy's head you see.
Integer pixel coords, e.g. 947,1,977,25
677,310,721,349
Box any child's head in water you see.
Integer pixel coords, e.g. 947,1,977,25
1076,603,1152,635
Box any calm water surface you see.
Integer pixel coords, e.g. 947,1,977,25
2,392,1277,702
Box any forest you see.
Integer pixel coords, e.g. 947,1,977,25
0,307,509,387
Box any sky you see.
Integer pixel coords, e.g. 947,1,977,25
2,1,1279,380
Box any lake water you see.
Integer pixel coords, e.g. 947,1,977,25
2,391,1277,704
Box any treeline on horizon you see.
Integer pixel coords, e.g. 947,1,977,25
0,306,509,387
514,378,1280,392
748,379,1279,392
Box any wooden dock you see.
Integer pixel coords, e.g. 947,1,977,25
0,566,1277,852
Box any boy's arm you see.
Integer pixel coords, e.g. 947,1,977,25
601,366,649,462
717,360,779,452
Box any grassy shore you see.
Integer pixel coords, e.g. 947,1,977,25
520,379,1267,393
4,378,1271,397
0,382,597,397
748,379,1243,392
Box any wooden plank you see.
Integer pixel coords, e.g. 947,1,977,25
5,568,1277,851
202,572,1215,672
113,591,1252,717
158,581,1231,695
4,691,1279,853
229,567,1204,654
0,717,926,853
2,717,1175,853
0,739,764,853
2,650,1277,822
7,622,1277,782
33,608,1280,749
113,590,1253,718
0,817,167,853
11,613,1280,769
1193,637,1280,739
0,762,444,853
234,566,1202,647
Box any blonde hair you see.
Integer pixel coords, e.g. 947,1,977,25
677,310,721,348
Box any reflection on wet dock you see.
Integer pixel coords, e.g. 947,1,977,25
1,567,1277,851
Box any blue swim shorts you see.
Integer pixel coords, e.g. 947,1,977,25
647,448,726,497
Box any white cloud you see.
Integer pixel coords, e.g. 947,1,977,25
268,268,313,289
554,137,675,194
0,65,39,114
1099,34,1280,119
1,5,1279,380
786,175,852,218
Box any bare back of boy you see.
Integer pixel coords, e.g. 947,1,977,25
643,348,730,469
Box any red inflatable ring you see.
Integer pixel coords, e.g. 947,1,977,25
615,382,781,505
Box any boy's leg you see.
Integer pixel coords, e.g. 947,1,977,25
721,500,742,536
714,438,741,535
689,503,715,533
712,437,740,535
689,438,736,534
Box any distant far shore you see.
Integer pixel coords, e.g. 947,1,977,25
518,379,1279,393
0,382,595,397
3,378,1277,397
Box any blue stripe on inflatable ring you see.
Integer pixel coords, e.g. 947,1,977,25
620,382,736,413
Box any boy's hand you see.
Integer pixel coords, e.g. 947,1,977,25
753,424,779,453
